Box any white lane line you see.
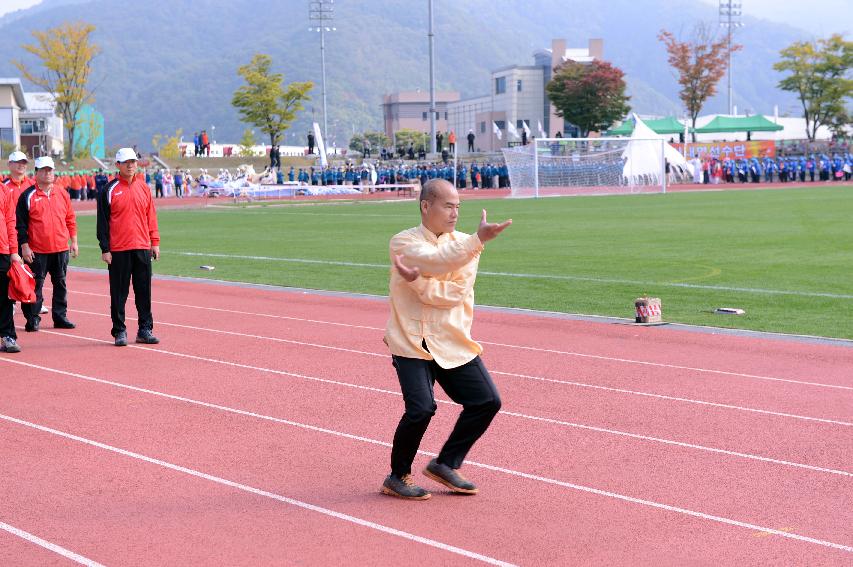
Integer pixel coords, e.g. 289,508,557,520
58,310,853,426
4,351,852,480
72,248,853,299
0,521,105,567
0,415,516,567
62,289,853,392
2,406,851,554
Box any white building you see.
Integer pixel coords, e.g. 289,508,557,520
448,39,603,152
20,92,65,158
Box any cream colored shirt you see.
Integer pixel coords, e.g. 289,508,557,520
385,223,485,368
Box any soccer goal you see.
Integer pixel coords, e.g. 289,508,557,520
501,137,668,198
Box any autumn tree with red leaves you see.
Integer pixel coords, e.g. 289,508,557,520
545,59,631,137
658,24,741,141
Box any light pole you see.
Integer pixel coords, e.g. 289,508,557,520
719,0,743,116
428,0,437,154
309,0,336,145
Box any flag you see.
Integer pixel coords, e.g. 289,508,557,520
492,121,502,141
522,121,532,138
313,122,328,167
538,120,545,138
507,122,520,140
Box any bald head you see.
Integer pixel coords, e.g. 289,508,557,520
420,179,460,236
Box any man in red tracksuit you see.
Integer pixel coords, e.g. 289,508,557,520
3,151,33,204
97,147,161,347
0,173,23,353
16,156,78,332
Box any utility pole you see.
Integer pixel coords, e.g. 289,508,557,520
309,0,336,144
719,0,743,116
428,0,437,154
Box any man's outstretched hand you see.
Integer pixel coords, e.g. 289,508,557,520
393,254,420,282
476,209,512,243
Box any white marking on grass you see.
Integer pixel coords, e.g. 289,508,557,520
0,521,105,566
1,404,850,555
0,413,516,567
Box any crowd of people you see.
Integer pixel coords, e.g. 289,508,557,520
689,153,853,184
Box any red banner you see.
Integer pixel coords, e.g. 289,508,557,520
674,140,776,160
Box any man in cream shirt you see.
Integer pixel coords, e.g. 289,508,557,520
382,178,512,500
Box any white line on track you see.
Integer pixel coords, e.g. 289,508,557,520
61,289,853,392
0,414,516,567
79,247,851,299
0,521,105,567
1,385,851,554
5,347,852,480
58,309,853,426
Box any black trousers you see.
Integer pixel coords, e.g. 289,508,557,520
0,254,16,339
108,249,153,336
22,250,69,325
390,354,501,477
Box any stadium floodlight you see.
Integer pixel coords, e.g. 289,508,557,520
719,1,744,116
502,138,668,198
309,0,336,144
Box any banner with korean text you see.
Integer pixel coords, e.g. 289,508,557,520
674,140,776,160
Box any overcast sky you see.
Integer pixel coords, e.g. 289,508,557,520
1,0,850,37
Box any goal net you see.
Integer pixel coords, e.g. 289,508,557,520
501,137,667,198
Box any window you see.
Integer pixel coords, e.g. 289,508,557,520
517,80,523,92
495,76,506,95
422,111,427,121
0,128,13,144
494,120,506,130
517,120,529,131
444,112,448,120
480,121,486,133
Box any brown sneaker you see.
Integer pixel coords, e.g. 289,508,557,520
381,474,431,500
423,458,478,494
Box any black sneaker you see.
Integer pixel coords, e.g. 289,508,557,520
136,329,160,344
1,336,21,353
114,331,128,347
25,319,40,332
381,474,431,500
53,319,76,329
423,458,478,494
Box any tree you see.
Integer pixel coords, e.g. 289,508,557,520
658,25,740,141
545,59,631,137
774,34,853,141
231,54,313,147
238,128,257,157
348,130,390,153
393,129,428,154
14,21,99,160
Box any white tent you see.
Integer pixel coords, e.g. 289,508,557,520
622,114,692,184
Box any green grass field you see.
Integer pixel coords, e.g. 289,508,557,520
72,186,853,339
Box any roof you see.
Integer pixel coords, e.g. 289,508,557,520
0,78,27,110
606,116,687,136
695,115,784,133
23,92,57,114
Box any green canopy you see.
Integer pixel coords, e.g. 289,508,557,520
606,116,687,136
695,115,783,133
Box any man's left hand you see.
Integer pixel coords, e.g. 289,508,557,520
393,254,420,282
151,246,160,260
70,243,79,258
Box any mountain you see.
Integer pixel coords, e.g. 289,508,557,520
0,0,810,150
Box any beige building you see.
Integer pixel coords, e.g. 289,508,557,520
448,38,603,152
0,78,27,154
382,90,460,144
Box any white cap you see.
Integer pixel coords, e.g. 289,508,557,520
33,156,55,170
115,147,138,163
8,151,28,163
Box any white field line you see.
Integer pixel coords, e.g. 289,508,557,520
10,333,853,478
75,246,853,299
62,290,853,392
1,391,851,554
0,413,515,567
0,521,105,567
60,308,853,426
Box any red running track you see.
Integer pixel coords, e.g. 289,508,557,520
1,270,851,566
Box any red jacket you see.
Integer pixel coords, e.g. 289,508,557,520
97,174,160,252
3,176,33,205
0,185,17,255
16,183,77,254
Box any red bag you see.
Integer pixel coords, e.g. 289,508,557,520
8,262,36,303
